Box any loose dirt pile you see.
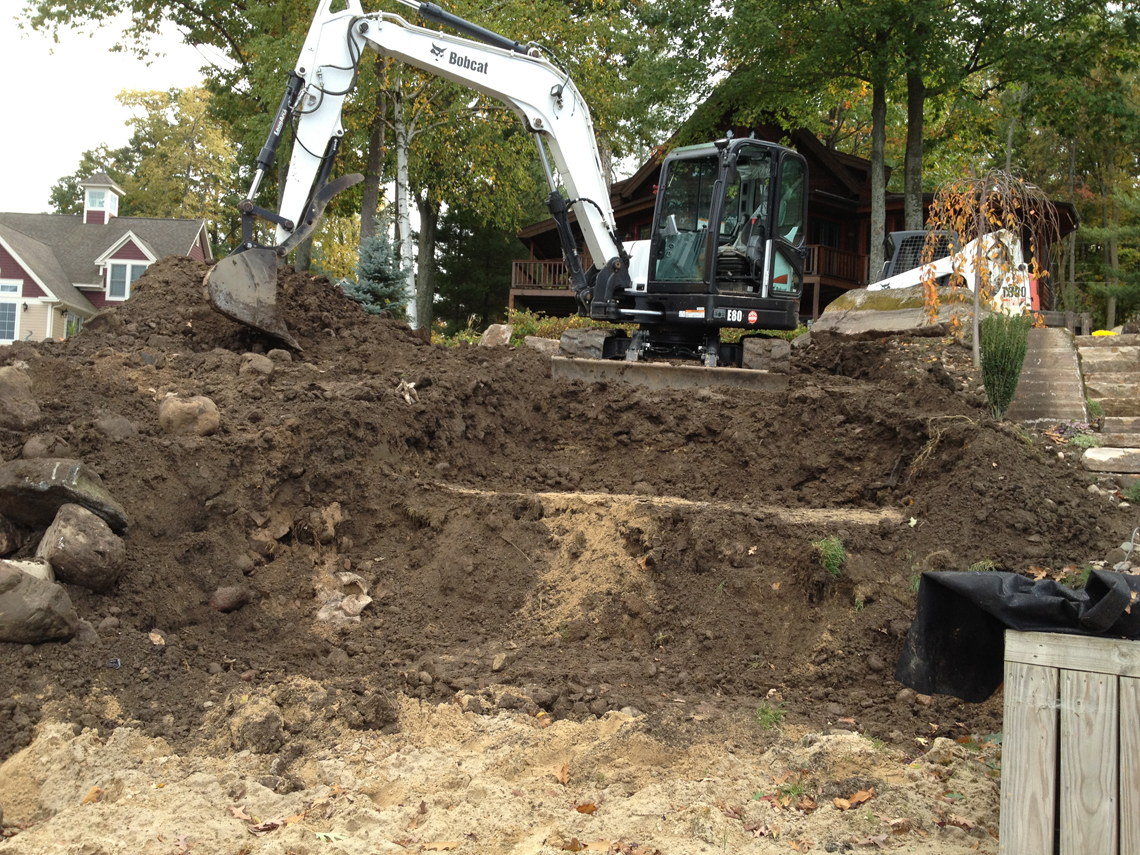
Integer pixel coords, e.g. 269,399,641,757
0,256,1135,854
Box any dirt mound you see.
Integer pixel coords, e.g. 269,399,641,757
0,256,1134,851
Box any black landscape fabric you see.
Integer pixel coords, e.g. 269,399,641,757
896,570,1140,702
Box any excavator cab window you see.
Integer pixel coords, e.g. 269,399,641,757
653,156,718,282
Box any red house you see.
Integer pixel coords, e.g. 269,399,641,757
0,173,212,344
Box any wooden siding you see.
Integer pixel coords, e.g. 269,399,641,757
85,210,106,225
189,235,206,261
111,240,149,261
84,284,114,311
0,242,46,298
11,305,51,343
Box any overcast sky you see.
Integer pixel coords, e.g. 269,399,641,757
0,16,220,213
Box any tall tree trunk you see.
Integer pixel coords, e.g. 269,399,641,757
415,191,440,332
360,58,388,244
1068,142,1076,300
869,81,887,283
904,70,925,231
393,77,417,328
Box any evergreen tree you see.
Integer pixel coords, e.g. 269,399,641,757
339,221,406,319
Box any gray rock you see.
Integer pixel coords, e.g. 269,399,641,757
0,563,78,643
240,353,275,377
0,514,20,557
742,338,791,372
0,366,41,430
0,459,129,533
0,559,54,583
524,335,559,356
267,349,293,363
94,413,139,441
814,285,979,336
559,329,614,359
22,433,73,459
35,504,126,592
791,331,812,349
73,620,100,644
158,395,220,436
97,616,120,634
479,324,513,347
491,653,507,672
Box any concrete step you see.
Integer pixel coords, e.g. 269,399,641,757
1083,447,1140,473
1075,333,1140,348
1007,328,1085,423
1090,397,1140,418
1104,416,1140,433
1083,373,1140,397
1077,346,1140,374
1100,433,1140,448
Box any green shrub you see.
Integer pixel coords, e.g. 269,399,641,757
1125,483,1140,503
980,312,1032,419
1087,398,1105,419
754,702,785,730
1069,433,1103,449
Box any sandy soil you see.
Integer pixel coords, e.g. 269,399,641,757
0,256,1134,853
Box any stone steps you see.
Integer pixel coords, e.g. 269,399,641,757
1074,335,1140,481
1005,328,1087,423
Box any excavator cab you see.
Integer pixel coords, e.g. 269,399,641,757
608,137,807,366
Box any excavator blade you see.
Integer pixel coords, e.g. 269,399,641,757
205,249,301,350
551,357,788,392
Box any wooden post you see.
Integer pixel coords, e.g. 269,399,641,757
1000,661,1059,853
1059,670,1118,854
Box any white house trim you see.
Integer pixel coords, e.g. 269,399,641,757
0,234,60,302
93,231,159,266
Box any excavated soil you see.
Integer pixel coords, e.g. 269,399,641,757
0,256,1135,854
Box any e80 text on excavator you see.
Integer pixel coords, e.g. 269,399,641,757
206,0,809,376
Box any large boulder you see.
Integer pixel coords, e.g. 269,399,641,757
0,564,78,644
158,395,220,436
479,324,513,347
0,559,53,583
814,285,983,336
35,504,126,593
0,459,128,533
0,366,41,430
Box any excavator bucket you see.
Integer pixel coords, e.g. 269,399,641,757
205,249,300,350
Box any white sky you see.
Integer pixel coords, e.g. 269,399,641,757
0,15,220,213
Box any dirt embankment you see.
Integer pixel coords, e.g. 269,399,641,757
0,256,1133,854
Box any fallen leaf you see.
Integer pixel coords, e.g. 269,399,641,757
929,723,939,732
576,803,597,814
555,763,570,785
833,798,851,811
176,833,191,853
989,827,999,840
562,838,586,852
772,582,781,591
838,717,857,725
847,788,875,806
1026,566,1050,581
749,546,758,555
584,842,614,851
249,818,283,834
511,788,524,797
229,806,253,822
948,814,976,830
282,811,306,826
80,787,104,805
424,843,459,851
853,834,889,848
418,800,428,814
796,796,817,813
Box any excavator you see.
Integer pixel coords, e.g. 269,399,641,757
206,0,808,377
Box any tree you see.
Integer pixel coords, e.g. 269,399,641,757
433,206,524,334
339,217,405,319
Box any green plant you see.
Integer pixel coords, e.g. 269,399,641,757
854,598,865,611
980,311,1031,419
755,702,785,730
1087,398,1105,419
1069,433,1104,449
908,574,922,593
968,558,1001,572
812,536,846,578
1125,483,1140,503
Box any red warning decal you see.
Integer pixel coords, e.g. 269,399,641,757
747,310,758,325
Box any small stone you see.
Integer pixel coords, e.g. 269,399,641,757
895,688,917,704
22,434,72,460
158,395,220,436
73,620,100,644
93,413,138,441
620,706,645,717
267,349,293,363
866,654,886,672
206,662,224,675
479,324,513,347
641,661,657,678
491,653,507,672
209,586,252,613
240,353,275,377
326,648,350,667
524,335,559,356
97,616,120,634
915,693,933,706
825,702,845,717
418,670,434,685
589,698,608,716
240,670,257,682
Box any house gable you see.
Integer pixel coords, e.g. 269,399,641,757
0,239,46,298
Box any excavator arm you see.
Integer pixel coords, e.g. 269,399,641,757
208,0,630,345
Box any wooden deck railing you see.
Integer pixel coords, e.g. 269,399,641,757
511,245,868,293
